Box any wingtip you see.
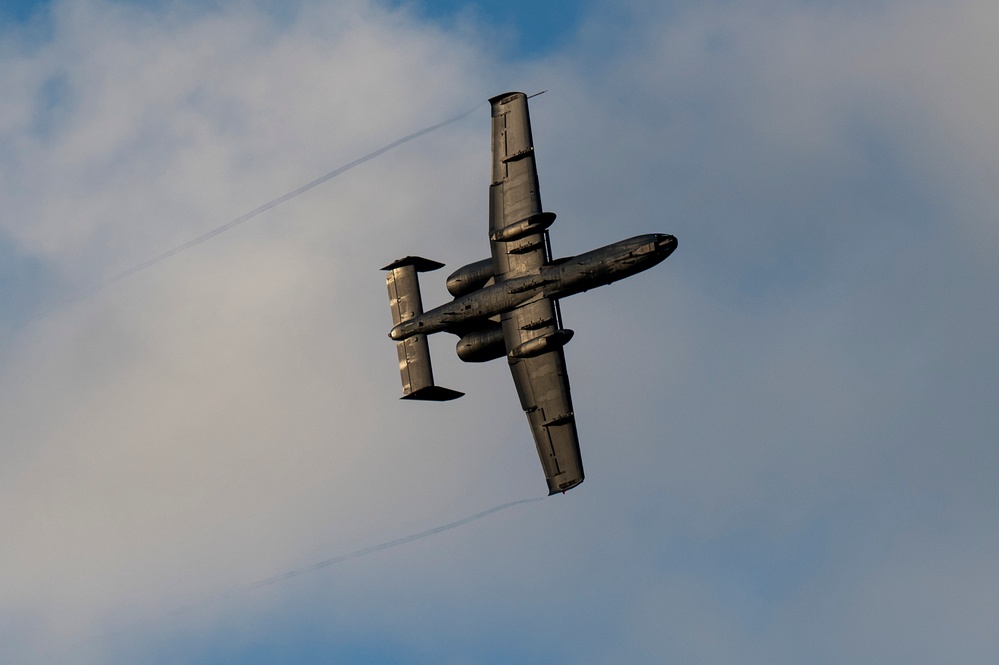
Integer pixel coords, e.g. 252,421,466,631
547,475,584,495
488,91,526,107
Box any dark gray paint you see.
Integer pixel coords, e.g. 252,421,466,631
384,92,676,494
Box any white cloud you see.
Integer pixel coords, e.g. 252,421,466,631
0,0,496,659
1,0,997,662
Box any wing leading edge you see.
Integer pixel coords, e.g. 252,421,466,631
490,92,584,494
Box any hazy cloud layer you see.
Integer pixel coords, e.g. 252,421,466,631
1,0,996,663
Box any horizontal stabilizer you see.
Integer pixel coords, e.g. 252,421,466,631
384,257,462,400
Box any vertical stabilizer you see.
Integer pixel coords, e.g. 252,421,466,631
383,257,464,401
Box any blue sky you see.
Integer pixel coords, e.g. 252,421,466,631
397,0,592,57
0,0,43,23
0,0,592,55
1,0,998,663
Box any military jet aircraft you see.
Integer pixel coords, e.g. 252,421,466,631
383,91,677,494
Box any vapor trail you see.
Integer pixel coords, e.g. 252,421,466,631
88,495,542,644
197,495,543,608
25,102,483,326
103,101,483,287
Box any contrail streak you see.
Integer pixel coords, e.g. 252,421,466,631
176,496,543,613
25,101,483,326
103,101,483,287
88,495,543,644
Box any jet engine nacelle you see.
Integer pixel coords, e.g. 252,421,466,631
456,324,506,362
446,258,494,298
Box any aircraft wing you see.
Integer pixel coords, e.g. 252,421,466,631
488,91,552,279
501,299,583,494
489,92,584,494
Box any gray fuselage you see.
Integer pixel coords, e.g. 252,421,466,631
389,233,677,341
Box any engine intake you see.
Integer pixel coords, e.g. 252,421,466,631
446,258,494,297
456,324,506,363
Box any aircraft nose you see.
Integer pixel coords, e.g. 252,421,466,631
657,234,678,256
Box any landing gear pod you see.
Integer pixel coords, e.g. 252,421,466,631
508,328,574,359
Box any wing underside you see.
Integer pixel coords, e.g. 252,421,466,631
502,298,583,494
489,91,549,279
490,92,584,494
